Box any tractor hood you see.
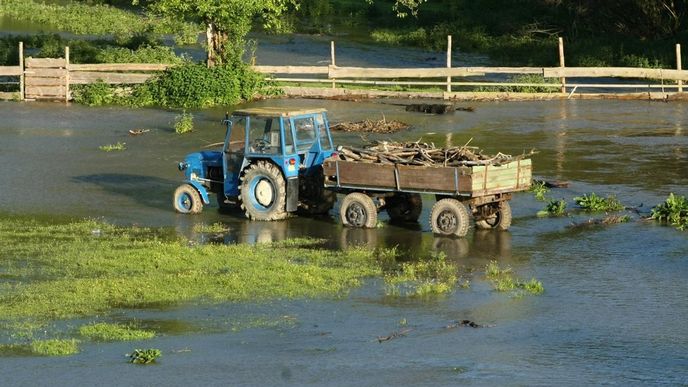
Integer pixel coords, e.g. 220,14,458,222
178,151,222,180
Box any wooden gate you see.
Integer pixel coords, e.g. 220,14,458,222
24,55,68,102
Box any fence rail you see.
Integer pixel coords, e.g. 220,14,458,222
2,38,688,102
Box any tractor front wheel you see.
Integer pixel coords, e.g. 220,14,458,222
239,161,287,221
174,184,203,214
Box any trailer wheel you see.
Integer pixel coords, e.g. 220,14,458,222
239,161,287,221
174,184,203,214
430,198,470,237
340,192,378,228
475,201,512,231
386,193,422,223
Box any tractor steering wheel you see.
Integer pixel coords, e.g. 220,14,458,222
252,138,270,151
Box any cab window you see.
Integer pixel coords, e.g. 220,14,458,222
315,114,332,150
293,117,316,152
248,117,280,154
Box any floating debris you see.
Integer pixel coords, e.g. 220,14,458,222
445,320,494,329
567,214,632,229
534,179,569,188
404,103,475,114
330,115,409,134
337,138,535,167
377,328,413,343
128,129,150,136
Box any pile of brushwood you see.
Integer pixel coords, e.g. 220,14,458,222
330,117,409,134
336,139,535,167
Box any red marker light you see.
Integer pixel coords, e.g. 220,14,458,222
289,158,296,165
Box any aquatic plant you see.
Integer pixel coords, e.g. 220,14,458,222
192,222,229,233
574,193,625,212
79,323,155,342
30,339,80,356
537,199,567,217
174,111,194,134
129,348,161,364
485,261,544,296
384,252,459,297
529,180,549,201
99,142,126,152
651,193,688,230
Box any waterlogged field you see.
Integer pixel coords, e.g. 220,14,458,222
0,99,687,385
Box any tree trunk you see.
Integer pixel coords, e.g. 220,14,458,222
206,22,228,68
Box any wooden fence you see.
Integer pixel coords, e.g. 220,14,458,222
2,38,688,102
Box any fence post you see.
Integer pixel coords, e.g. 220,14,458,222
330,41,336,89
64,46,70,103
677,43,683,93
558,37,566,93
19,41,24,101
446,35,452,93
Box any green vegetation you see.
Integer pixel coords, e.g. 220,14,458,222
475,74,559,93
384,252,460,296
538,199,567,217
651,193,688,231
99,142,127,152
0,0,198,45
574,193,625,212
71,63,275,109
485,261,543,296
192,222,230,233
79,323,155,341
30,339,80,356
129,348,162,364
529,181,550,201
174,111,194,134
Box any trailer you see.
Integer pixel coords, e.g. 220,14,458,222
322,157,532,237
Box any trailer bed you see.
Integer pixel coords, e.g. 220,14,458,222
322,158,532,197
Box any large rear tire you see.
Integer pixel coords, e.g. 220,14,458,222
475,201,512,231
430,198,470,237
340,192,378,228
239,161,287,221
386,193,422,222
174,184,203,214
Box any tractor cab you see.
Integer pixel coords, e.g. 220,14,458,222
174,107,336,221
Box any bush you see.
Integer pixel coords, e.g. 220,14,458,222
72,81,116,106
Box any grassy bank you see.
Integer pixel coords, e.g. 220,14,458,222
0,0,198,45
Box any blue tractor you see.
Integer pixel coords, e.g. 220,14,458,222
174,107,337,220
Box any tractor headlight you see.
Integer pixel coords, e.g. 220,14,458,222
190,172,198,181
178,162,189,171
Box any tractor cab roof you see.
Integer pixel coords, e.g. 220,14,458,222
231,107,327,118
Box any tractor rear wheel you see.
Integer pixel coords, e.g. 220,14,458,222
386,193,422,222
239,161,287,221
174,184,203,214
340,192,378,228
430,198,470,237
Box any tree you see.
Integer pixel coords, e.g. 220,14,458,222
135,0,297,67
137,0,429,67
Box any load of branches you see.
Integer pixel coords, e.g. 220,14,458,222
330,116,409,134
336,138,535,167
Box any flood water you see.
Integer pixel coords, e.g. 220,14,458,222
1,98,687,385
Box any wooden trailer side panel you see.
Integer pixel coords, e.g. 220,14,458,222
396,164,472,193
471,159,531,196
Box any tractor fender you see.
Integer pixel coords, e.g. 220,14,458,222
184,180,211,205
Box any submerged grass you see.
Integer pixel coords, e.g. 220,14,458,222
30,339,80,356
99,142,126,152
485,261,543,297
384,252,461,297
79,323,155,342
0,218,387,322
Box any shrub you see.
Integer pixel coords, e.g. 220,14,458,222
72,81,116,106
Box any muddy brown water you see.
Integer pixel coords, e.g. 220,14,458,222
1,99,687,386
